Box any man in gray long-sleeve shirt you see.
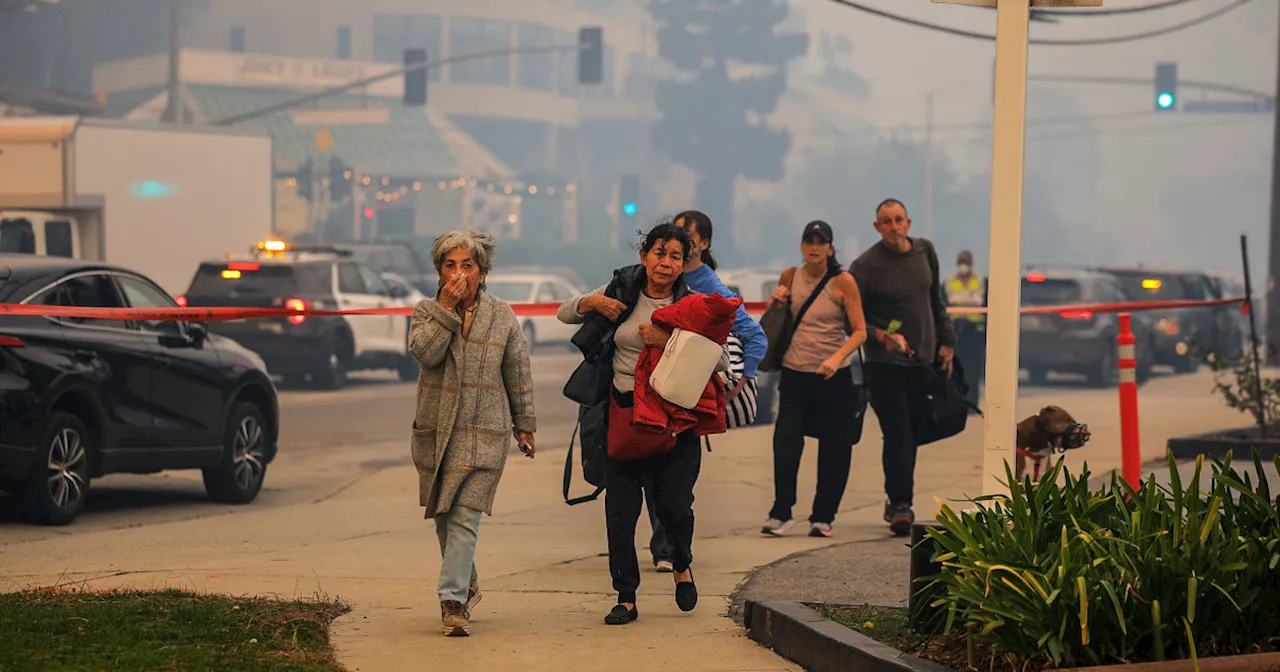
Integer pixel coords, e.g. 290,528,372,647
851,198,956,537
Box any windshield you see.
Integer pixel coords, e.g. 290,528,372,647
1021,279,1081,306
345,246,420,277
486,281,534,303
1110,271,1187,300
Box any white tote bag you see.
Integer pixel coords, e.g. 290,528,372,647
649,327,724,409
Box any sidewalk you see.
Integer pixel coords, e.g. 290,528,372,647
0,372,1246,671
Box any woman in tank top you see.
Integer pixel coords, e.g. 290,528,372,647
760,220,868,539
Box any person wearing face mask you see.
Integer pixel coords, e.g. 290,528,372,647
408,229,538,637
945,250,986,412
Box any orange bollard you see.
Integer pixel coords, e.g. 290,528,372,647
1117,313,1141,489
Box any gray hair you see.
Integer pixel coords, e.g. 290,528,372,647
430,228,497,276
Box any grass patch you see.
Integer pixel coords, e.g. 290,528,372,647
0,588,351,672
818,604,928,654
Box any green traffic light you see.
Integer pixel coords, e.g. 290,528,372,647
1157,92,1175,109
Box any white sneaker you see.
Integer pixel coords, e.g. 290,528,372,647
655,560,674,573
761,518,795,536
809,522,833,538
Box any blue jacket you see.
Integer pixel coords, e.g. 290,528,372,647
684,264,768,379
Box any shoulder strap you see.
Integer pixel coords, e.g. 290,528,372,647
792,270,837,335
562,420,604,506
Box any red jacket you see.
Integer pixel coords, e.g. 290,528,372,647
633,292,742,437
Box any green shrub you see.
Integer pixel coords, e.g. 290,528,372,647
922,450,1280,670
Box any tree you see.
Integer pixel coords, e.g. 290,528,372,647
649,0,808,253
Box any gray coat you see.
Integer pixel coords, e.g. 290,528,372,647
408,292,536,517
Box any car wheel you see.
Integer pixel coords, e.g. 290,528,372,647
312,336,348,390
20,412,92,526
398,355,420,382
1026,366,1049,386
202,402,268,504
1088,346,1119,388
522,321,536,350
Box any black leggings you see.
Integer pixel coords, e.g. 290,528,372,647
768,367,860,525
604,410,701,604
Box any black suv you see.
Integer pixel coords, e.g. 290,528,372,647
1019,269,1155,387
180,246,421,389
0,255,279,525
1102,268,1245,372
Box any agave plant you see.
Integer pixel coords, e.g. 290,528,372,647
920,450,1280,670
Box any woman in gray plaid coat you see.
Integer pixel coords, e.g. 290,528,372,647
408,229,537,638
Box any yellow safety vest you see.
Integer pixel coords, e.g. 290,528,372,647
947,274,985,324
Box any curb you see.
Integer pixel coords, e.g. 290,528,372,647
743,600,953,672
1168,428,1280,460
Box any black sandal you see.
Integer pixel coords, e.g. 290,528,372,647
604,604,638,625
675,570,698,612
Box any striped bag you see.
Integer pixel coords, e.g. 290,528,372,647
719,334,759,429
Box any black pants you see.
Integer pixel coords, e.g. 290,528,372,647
954,321,986,410
768,367,860,525
604,426,701,604
645,478,673,564
864,362,933,507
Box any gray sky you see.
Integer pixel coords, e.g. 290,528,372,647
800,0,1275,278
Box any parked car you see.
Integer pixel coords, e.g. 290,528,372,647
1020,268,1155,387
179,241,423,389
314,241,434,295
1102,267,1246,372
0,255,279,525
485,273,582,349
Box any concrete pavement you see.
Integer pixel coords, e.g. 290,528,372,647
0,368,1249,671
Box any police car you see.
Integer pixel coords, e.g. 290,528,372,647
178,241,424,389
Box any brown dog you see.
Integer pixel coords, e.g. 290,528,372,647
1015,406,1091,481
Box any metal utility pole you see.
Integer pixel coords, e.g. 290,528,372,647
1265,5,1280,364
980,0,1031,498
924,92,935,242
161,0,182,123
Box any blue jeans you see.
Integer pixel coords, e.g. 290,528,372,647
434,505,481,604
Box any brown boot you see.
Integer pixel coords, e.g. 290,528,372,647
441,600,470,637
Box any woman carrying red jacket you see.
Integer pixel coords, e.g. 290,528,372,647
557,223,732,626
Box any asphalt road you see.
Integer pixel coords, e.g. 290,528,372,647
0,359,1225,547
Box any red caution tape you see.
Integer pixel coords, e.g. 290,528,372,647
0,296,1247,322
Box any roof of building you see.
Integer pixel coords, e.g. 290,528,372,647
125,84,515,180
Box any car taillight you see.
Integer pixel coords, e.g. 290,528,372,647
1026,273,1046,283
1060,311,1093,320
175,295,188,307
0,335,25,347
1158,318,1179,335
285,297,309,325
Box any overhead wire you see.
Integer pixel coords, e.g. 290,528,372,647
823,0,1259,46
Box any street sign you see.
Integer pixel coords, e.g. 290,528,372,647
314,128,334,153
1184,99,1275,114
933,0,1102,6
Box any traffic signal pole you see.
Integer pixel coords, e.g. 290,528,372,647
981,0,1031,498
213,42,591,126
1267,4,1280,364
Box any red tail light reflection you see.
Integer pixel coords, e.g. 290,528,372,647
0,335,25,347
1060,311,1093,320
285,297,309,325
175,295,188,307
1026,273,1046,283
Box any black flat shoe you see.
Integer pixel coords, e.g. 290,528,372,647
604,604,638,625
675,571,698,612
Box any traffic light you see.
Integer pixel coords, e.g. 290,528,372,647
404,48,427,106
579,27,603,85
296,159,313,201
619,173,638,218
329,156,352,201
1155,62,1177,112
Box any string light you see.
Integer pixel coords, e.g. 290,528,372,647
503,185,513,194
438,181,446,190
487,183,495,192
399,186,409,195
547,187,556,195
413,182,422,191
513,196,523,204
566,184,576,193
381,177,390,186
528,185,538,195
362,176,372,185
507,214,518,224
